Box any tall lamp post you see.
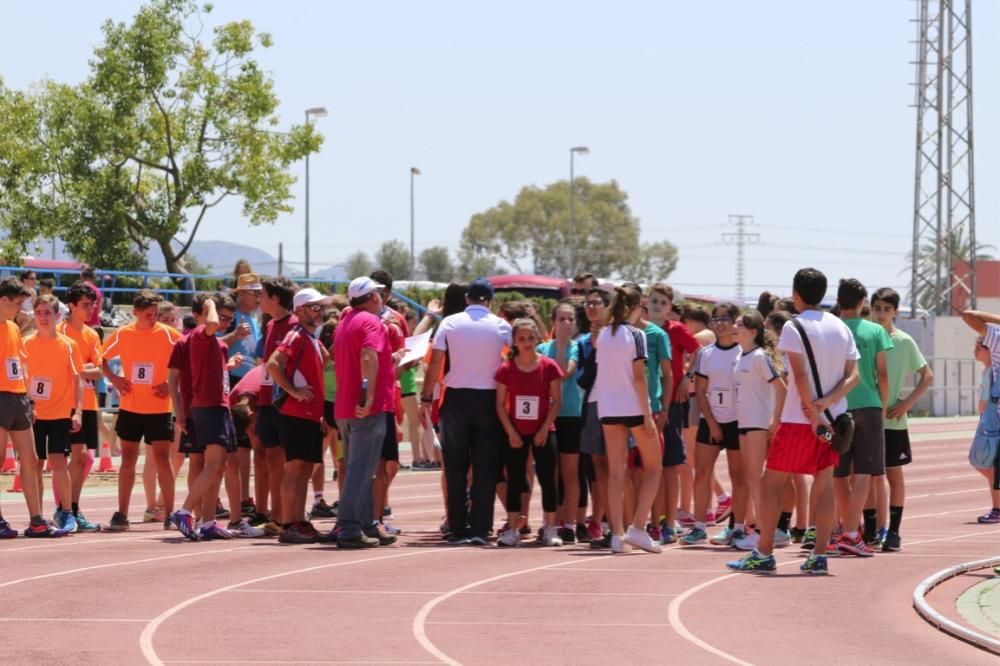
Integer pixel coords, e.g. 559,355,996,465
304,106,328,278
568,146,590,276
410,166,421,279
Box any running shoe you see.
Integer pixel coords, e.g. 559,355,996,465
143,507,164,523
726,549,776,573
260,520,282,537
882,531,902,552
977,509,1000,524
106,511,130,532
800,553,829,575
201,522,235,540
336,533,379,549
163,518,174,531
383,523,402,536
709,526,736,546
519,523,533,536
497,529,521,547
240,498,257,518
0,519,17,539
468,536,489,547
24,520,69,538
575,523,591,544
215,502,230,520
447,535,471,546
680,527,708,545
590,533,612,549
646,523,663,545
790,527,806,543
278,522,315,544
824,536,841,557
677,509,696,528
660,522,677,545
228,518,266,538
733,530,761,552
773,528,792,547
53,509,78,534
715,496,733,523
799,527,817,550
610,534,630,554
586,519,603,541
363,523,397,546
704,510,717,526
171,511,199,541
836,533,874,557
382,506,393,519
541,525,563,547
74,512,101,533
558,524,576,544
625,525,662,553
310,499,337,519
876,527,889,546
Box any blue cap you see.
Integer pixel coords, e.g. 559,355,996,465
467,277,495,301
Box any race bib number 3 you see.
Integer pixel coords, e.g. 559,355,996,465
515,395,540,421
711,387,732,410
5,357,21,382
132,362,154,385
30,376,52,400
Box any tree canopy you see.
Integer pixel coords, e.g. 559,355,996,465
0,0,320,274
374,239,412,281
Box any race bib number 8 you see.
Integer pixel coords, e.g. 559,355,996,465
30,376,52,400
711,387,732,410
132,362,154,385
5,357,20,382
515,395,540,421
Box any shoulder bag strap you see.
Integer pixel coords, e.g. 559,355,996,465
791,318,837,425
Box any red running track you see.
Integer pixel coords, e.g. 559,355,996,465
0,418,998,665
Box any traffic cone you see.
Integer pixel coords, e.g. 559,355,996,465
44,457,51,473
7,465,22,493
0,440,15,473
97,441,116,473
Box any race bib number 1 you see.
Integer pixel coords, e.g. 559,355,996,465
711,387,732,410
132,362,154,385
515,395,540,421
5,357,20,382
29,376,52,400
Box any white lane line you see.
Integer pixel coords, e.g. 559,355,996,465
0,616,152,622
427,620,673,627
140,549,457,666
909,488,981,499
163,662,441,665
227,588,676,598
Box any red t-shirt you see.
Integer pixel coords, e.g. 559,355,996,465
85,281,103,328
276,325,324,422
495,356,563,436
189,325,230,408
664,320,701,402
333,309,395,421
230,365,263,406
167,331,193,414
259,313,298,407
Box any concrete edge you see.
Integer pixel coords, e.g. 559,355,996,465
913,556,1000,655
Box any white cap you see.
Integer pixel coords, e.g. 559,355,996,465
292,287,332,310
347,276,385,300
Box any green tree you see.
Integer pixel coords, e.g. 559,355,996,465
0,0,320,274
418,246,454,282
374,239,412,280
635,240,679,285
459,178,676,280
344,250,373,280
456,246,505,281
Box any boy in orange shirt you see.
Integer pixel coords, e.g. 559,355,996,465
24,294,83,533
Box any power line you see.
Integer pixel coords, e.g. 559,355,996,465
721,214,760,300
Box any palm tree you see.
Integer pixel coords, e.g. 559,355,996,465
906,227,994,312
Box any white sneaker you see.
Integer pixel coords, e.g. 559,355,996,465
774,528,792,547
229,518,266,538
497,528,521,547
733,530,760,551
541,525,563,547
611,534,631,554
625,525,663,554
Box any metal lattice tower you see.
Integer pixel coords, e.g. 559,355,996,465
722,214,759,301
910,0,977,316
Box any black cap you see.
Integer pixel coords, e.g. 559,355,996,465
467,277,495,301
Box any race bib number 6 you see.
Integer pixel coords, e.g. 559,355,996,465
5,357,20,382
132,362,154,385
515,395,540,421
29,376,52,400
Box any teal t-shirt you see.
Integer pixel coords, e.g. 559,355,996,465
537,339,582,417
885,328,927,430
323,361,337,402
644,322,673,413
844,318,893,410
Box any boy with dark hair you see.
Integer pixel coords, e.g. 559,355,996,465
869,287,933,551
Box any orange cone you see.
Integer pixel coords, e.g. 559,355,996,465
97,441,116,473
0,440,15,473
7,466,22,493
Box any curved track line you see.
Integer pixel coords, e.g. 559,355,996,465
140,548,455,666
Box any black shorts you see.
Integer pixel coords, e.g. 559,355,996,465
738,427,768,436
179,418,202,455
256,405,281,448
696,418,740,451
600,415,645,428
323,400,336,429
381,412,399,462
192,406,237,453
68,410,99,449
115,410,173,443
277,413,323,464
0,392,32,432
554,416,582,455
33,418,71,459
835,407,885,478
663,402,687,467
884,428,912,468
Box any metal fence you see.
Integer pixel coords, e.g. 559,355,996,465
904,356,983,417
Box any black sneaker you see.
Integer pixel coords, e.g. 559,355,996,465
382,506,393,519
519,524,532,536
240,499,256,518
590,533,612,549
575,523,591,543
310,499,336,519
215,502,230,520
558,525,576,544
447,534,471,546
882,531,902,552
363,524,397,546
337,533,379,549
468,536,489,546
790,527,806,543
278,523,318,544
106,511,130,532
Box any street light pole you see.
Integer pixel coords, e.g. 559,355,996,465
568,146,590,276
410,166,420,279
304,106,328,278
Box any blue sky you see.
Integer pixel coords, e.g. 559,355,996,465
2,1,998,299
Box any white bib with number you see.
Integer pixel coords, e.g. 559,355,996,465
261,369,273,386
515,395,540,421
5,357,21,382
132,362,154,385
29,376,52,400
711,386,733,410
223,371,231,396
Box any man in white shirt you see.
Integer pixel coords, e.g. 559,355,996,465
420,278,511,545
727,268,859,575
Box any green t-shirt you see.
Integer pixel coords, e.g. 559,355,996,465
844,318,893,410
323,361,337,402
885,328,927,430
644,322,673,413
537,339,582,417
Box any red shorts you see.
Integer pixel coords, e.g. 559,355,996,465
628,430,665,469
765,423,838,475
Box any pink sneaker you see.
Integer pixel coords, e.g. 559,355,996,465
587,519,604,540
677,510,695,527
704,510,717,526
715,496,733,523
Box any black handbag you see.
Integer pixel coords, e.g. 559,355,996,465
791,318,855,455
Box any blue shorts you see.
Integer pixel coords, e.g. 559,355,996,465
192,406,237,453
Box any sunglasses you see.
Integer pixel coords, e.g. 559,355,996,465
584,301,605,309
305,303,324,312
711,316,734,324
218,313,235,323
570,288,588,295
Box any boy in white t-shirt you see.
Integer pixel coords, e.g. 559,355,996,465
727,268,859,575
